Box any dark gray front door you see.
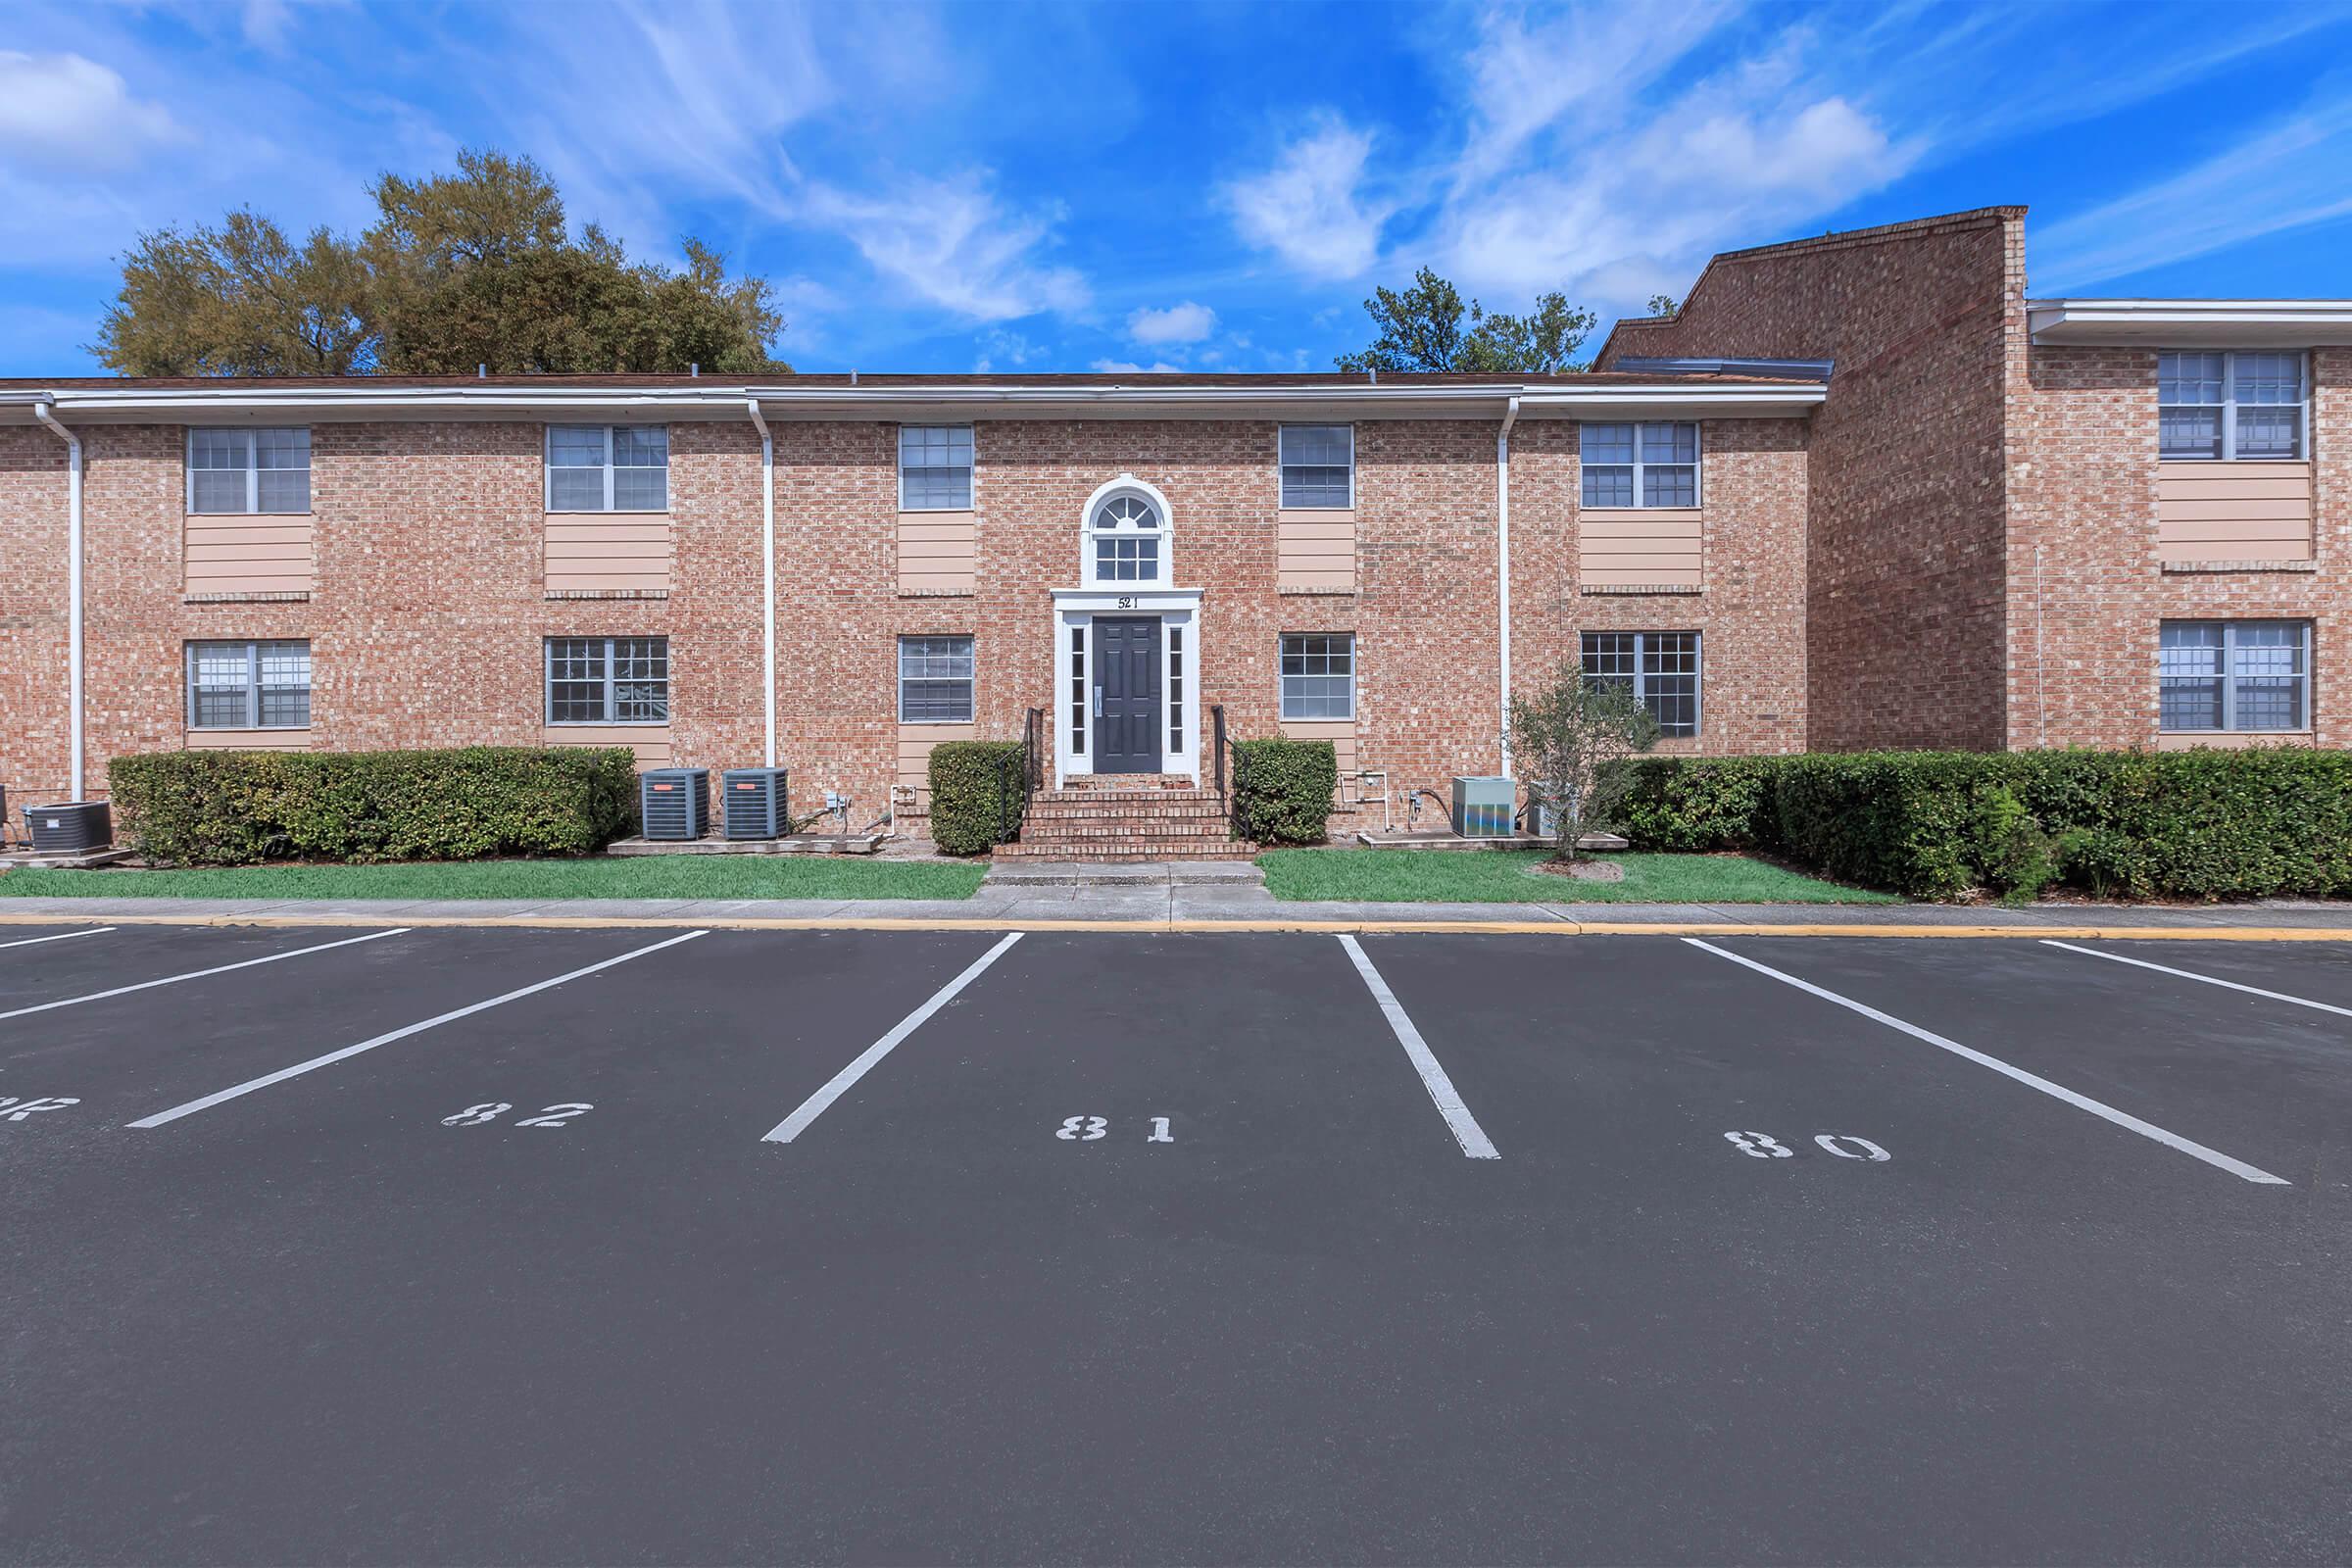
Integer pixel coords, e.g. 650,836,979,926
1092,616,1162,774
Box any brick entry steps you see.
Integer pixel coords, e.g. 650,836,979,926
998,775,1258,862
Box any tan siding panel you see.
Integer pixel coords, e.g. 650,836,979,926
2158,497,2316,522
1277,509,1355,594
2155,731,2313,752
1578,507,1702,586
184,728,313,751
896,722,976,813
541,724,670,766
543,514,671,594
2156,460,2313,564
898,511,976,595
1280,720,1360,785
184,511,314,596
1582,565,1704,587
2155,537,2315,564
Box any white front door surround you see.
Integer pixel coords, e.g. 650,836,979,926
1049,586,1202,788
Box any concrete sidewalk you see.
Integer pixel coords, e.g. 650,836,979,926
5,885,2352,934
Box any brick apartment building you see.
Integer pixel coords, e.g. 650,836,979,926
1,206,2346,850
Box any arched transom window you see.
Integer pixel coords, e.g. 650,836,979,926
1087,486,1169,586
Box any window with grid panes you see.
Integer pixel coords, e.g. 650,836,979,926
1581,630,1700,735
546,426,669,512
2160,621,2310,732
1580,422,1699,508
545,636,669,723
187,428,311,514
2159,353,2305,460
1279,424,1353,508
898,425,974,510
898,635,975,722
1279,633,1355,719
1091,493,1161,584
185,640,311,729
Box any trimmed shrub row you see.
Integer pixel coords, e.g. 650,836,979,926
1233,738,1338,846
1614,748,2352,903
110,747,639,866
927,740,1027,856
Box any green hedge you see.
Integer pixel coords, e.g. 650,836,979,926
1233,738,1337,846
109,747,639,866
1614,748,2352,903
927,741,1026,856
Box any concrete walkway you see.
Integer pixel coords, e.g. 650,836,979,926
5,885,2352,936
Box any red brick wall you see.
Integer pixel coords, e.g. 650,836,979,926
2010,345,2351,749
1601,210,2023,751
1,410,1817,829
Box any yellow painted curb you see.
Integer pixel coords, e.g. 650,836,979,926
0,910,2349,941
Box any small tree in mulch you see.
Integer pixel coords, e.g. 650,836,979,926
1509,662,1661,861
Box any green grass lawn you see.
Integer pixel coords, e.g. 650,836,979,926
0,855,987,903
1255,849,1897,905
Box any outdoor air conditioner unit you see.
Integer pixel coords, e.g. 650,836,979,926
1528,781,1576,840
639,768,710,841
721,766,790,840
26,800,112,854
1451,775,1517,838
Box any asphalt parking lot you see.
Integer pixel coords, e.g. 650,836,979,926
4,920,2350,1565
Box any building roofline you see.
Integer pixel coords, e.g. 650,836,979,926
2027,298,2352,347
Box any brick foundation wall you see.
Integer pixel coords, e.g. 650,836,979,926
1600,209,2022,752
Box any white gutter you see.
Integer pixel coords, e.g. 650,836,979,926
746,398,776,769
31,398,83,800
1496,396,1520,776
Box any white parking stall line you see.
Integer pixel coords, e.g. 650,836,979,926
1684,939,2288,1185
2043,939,2352,1021
0,926,116,952
0,928,408,1022
764,932,1023,1145
127,931,709,1129
1337,934,1500,1160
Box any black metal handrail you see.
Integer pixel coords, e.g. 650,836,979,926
1210,704,1234,836
1004,706,1045,844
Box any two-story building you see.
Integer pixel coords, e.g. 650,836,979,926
2,206,2346,853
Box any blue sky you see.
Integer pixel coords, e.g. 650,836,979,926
4,0,2352,377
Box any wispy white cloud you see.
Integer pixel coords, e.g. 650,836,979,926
803,172,1088,320
1128,300,1215,344
1090,357,1184,373
1223,117,1395,281
2031,92,2352,289
0,50,185,174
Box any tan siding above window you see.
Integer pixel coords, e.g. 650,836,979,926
899,512,977,596
1578,508,1701,588
545,514,672,596
1278,510,1356,594
896,721,976,814
2155,730,2313,752
184,515,314,598
541,724,671,766
184,727,312,751
2158,461,2312,564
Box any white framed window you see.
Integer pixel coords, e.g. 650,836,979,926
1084,489,1171,589
545,636,669,724
2160,620,2310,732
1279,632,1355,719
1280,424,1353,509
547,426,669,512
2159,352,2306,461
187,428,311,514
1583,630,1700,736
899,635,975,722
899,425,974,511
186,639,311,729
1580,422,1700,508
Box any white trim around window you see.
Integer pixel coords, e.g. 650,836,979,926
1579,421,1701,509
898,424,975,511
1080,472,1174,590
2158,351,2309,462
2159,619,2311,733
186,639,312,729
546,425,670,513
1278,632,1356,720
1279,423,1354,509
186,427,311,514
898,634,976,723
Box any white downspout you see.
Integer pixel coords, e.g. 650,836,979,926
746,398,776,768
32,398,84,801
1496,395,1521,775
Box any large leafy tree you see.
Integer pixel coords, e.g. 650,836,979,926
92,150,788,375
1335,267,1597,375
